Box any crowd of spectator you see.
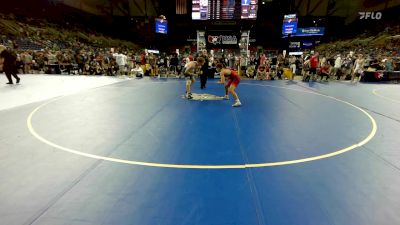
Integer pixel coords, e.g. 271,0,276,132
237,28,400,82
1,13,399,81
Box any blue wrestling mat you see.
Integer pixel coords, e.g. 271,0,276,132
1,78,400,225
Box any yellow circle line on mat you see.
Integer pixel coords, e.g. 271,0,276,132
372,88,400,104
27,83,377,169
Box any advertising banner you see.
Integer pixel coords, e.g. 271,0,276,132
295,27,325,36
282,20,298,35
282,27,325,38
302,41,314,48
155,19,168,34
289,42,301,48
206,31,240,48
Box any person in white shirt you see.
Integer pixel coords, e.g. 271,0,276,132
132,63,144,78
113,53,127,75
332,54,342,80
289,56,296,75
351,54,365,82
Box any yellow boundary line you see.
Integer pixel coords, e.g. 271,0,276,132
27,83,377,169
372,88,400,104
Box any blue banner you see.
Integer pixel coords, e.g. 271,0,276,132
282,27,325,38
155,19,168,34
242,0,250,5
302,41,314,48
282,21,298,35
296,27,325,36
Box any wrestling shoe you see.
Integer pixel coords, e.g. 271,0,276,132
232,101,242,107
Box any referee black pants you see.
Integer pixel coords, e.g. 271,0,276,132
200,74,207,89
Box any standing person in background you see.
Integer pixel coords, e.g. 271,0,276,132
22,51,33,74
199,50,209,89
309,52,319,82
140,51,146,66
342,54,355,80
228,54,235,68
75,50,84,74
170,53,179,75
259,53,267,66
113,52,127,75
0,45,20,84
384,56,394,72
253,53,260,78
220,54,227,67
289,55,296,78
332,54,342,80
148,53,158,76
351,54,365,82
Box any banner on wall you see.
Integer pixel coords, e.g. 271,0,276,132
289,42,301,48
155,19,168,34
205,31,240,48
282,20,298,35
282,27,325,38
302,41,314,48
296,27,325,36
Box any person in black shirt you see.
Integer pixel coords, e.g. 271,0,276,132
0,45,20,84
170,54,179,75
199,50,209,89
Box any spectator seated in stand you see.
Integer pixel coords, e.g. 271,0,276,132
132,63,144,78
246,65,255,78
318,64,331,81
282,68,294,80
255,65,269,80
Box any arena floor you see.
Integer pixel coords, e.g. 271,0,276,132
1,75,400,225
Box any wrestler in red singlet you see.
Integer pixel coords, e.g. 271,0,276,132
216,63,242,107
